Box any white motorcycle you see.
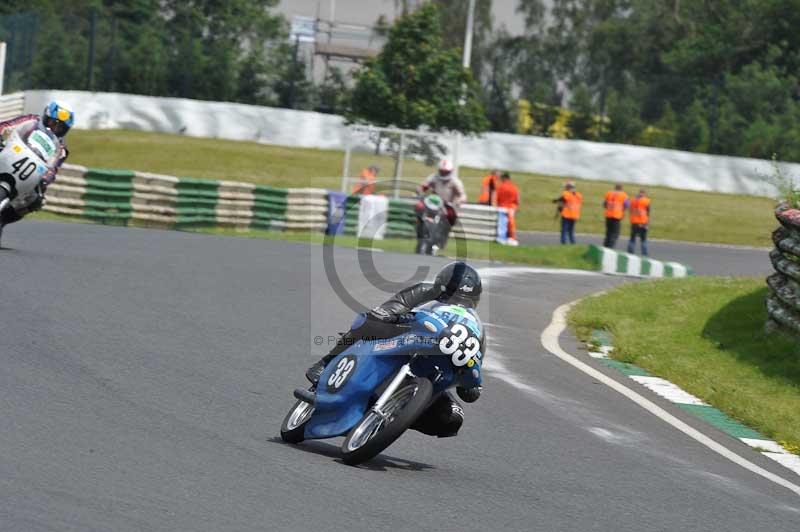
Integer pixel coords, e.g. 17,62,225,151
0,124,60,247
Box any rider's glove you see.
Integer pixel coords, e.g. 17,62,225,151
367,306,408,324
457,386,481,403
367,307,394,322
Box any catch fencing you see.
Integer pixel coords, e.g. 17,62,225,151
45,164,506,241
766,202,800,334
336,196,502,241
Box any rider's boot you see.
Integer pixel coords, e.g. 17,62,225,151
305,353,335,385
305,330,356,384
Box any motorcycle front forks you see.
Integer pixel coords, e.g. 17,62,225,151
371,354,420,418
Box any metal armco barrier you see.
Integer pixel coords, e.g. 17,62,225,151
767,202,800,335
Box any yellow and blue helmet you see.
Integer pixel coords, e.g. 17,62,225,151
42,101,75,138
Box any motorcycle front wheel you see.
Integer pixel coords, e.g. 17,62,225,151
341,377,433,465
280,398,315,444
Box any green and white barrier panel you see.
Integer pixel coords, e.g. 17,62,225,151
46,164,293,230
0,92,26,122
47,164,503,241
587,244,693,278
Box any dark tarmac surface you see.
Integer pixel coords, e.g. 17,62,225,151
518,230,771,277
1,221,797,532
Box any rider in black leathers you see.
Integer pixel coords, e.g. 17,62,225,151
306,261,484,438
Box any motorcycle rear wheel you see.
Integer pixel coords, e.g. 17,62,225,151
280,398,315,444
341,377,433,465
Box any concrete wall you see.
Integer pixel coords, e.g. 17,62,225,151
26,89,798,197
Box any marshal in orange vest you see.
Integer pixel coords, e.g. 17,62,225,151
478,171,499,205
604,189,628,220
629,195,651,225
353,166,378,195
560,190,582,220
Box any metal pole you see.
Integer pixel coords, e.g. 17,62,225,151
462,0,476,70
342,134,352,193
86,8,97,91
454,0,476,179
0,42,6,96
393,132,405,199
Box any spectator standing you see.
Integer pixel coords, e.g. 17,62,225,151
627,189,651,256
553,181,582,244
603,183,628,248
352,165,379,195
478,169,500,205
496,172,520,246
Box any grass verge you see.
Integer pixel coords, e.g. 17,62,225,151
68,129,776,247
569,277,800,453
187,227,596,269
29,211,596,270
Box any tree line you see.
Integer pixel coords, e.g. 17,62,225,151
0,0,317,108
3,1,800,162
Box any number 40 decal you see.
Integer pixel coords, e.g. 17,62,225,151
439,323,480,367
11,157,37,181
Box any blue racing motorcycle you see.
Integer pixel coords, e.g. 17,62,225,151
281,301,484,465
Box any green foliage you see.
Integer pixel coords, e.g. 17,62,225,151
505,0,800,162
567,84,595,140
529,102,559,137
315,67,350,114
481,29,517,132
348,4,488,134
649,103,678,149
433,0,494,82
761,154,800,207
1,0,288,103
605,91,643,144
676,99,709,152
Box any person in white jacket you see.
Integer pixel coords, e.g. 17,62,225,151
415,159,467,245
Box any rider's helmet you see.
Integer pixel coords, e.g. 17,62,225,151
42,101,75,138
437,159,454,181
435,261,482,309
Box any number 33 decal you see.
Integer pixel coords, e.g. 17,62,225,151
439,323,480,367
326,355,357,392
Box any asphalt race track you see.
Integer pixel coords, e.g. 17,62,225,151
518,231,772,277
2,221,798,532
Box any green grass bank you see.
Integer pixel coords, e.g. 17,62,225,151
569,277,800,454
68,129,777,247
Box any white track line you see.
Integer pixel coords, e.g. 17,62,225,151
540,300,800,498
478,266,603,278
